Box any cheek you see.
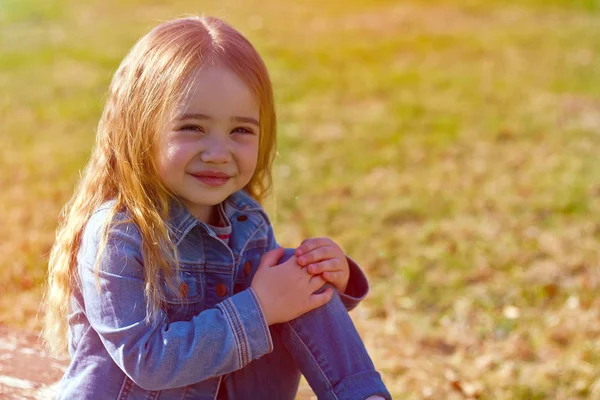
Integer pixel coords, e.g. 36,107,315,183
157,141,193,178
239,141,259,174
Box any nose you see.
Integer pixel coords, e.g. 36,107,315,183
200,135,231,164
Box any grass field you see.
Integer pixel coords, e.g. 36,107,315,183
2,0,600,398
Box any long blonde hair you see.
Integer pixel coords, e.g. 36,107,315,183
43,16,277,354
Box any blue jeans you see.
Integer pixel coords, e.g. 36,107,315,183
217,288,391,400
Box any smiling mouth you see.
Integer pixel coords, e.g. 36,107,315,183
189,173,231,187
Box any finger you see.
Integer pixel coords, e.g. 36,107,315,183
297,245,337,266
306,259,340,274
295,237,331,256
259,247,285,269
322,270,344,283
307,273,326,290
308,288,334,309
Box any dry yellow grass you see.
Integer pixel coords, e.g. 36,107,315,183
1,0,600,398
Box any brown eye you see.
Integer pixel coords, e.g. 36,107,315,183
232,127,255,135
180,124,204,132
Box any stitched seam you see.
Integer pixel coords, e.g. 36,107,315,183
213,376,223,400
243,238,268,251
144,390,159,400
248,287,273,352
231,299,249,365
235,219,265,257
287,322,339,400
224,299,244,367
228,298,250,364
225,299,246,366
200,232,207,273
118,376,133,400
217,301,243,369
221,300,244,368
174,217,199,246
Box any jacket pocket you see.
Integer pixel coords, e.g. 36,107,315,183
161,267,205,323
239,240,268,284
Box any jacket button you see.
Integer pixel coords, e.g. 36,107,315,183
179,282,189,298
237,215,248,222
216,283,227,297
244,261,251,277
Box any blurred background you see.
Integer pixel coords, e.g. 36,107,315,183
1,0,600,398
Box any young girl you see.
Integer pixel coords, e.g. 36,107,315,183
43,16,390,400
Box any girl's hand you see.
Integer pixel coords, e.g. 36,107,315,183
251,248,334,325
294,237,350,294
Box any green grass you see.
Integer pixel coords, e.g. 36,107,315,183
2,0,600,398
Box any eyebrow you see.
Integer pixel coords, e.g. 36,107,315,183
175,113,260,127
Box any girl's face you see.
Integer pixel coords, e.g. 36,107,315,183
156,65,260,223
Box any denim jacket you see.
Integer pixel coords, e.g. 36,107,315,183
58,190,370,400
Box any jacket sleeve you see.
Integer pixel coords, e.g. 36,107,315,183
77,213,273,391
338,256,369,312
265,223,369,312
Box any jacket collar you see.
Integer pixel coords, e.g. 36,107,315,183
168,190,264,246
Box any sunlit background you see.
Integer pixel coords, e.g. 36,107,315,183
1,0,600,398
